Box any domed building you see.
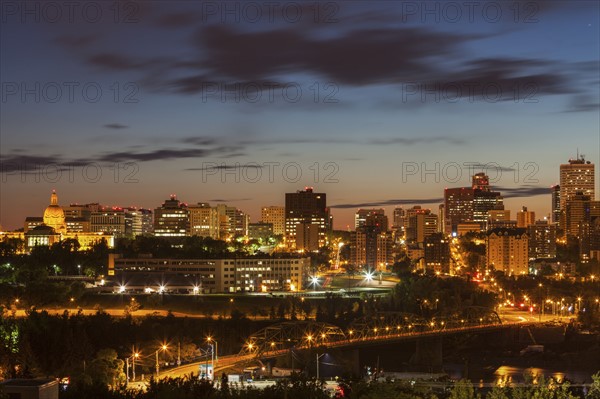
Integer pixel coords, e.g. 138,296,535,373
1,190,115,253
43,190,67,234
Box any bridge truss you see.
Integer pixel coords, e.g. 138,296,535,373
347,307,502,340
238,320,346,357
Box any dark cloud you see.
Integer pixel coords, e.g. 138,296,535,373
97,148,212,163
331,198,443,209
104,123,129,129
155,12,199,28
563,95,600,113
0,155,91,172
88,53,142,70
55,34,97,49
496,186,551,198
196,25,466,85
208,198,251,202
369,137,465,146
185,164,263,171
181,137,217,146
462,163,517,172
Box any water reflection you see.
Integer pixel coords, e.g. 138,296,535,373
494,366,581,386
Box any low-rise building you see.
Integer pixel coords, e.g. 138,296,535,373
108,254,310,293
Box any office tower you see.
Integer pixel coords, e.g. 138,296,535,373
565,192,600,238
551,185,561,225
392,207,406,238
126,208,153,237
63,203,100,219
354,208,388,231
486,228,529,275
444,187,473,235
154,195,189,237
188,203,219,238
528,221,557,259
438,204,445,234
233,208,249,237
350,226,393,271
405,206,438,244
516,206,536,228
424,233,451,274
560,156,595,217
285,187,331,250
261,206,285,236
488,208,511,229
472,189,503,226
91,208,127,238
580,216,600,262
472,172,490,191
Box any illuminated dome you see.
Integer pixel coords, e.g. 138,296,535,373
43,190,66,234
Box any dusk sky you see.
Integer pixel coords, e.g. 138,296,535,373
1,0,599,230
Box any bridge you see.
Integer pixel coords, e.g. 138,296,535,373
161,307,548,379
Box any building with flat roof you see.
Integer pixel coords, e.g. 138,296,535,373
108,254,310,293
0,379,58,399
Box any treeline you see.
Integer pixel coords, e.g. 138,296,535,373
56,373,600,399
0,309,272,381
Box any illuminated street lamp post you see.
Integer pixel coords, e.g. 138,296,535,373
155,345,167,378
207,336,218,365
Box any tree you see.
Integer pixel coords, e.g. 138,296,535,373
449,380,475,399
86,349,125,388
587,373,600,399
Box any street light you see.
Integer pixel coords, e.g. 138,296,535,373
207,336,218,365
155,344,168,378
126,351,140,384
310,276,319,291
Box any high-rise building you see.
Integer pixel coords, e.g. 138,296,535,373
488,208,511,229
445,173,503,233
354,209,388,231
91,208,127,238
405,206,438,244
444,187,473,235
560,157,595,226
580,216,600,262
213,205,249,239
472,172,490,191
126,208,153,237
516,206,536,228
261,206,285,236
551,185,561,226
350,225,393,271
528,221,557,259
154,195,189,237
565,192,600,238
285,187,331,250
472,189,503,226
188,203,218,238
438,204,445,234
424,233,451,274
233,208,249,237
486,228,529,275
392,207,406,238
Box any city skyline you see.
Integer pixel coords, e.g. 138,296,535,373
0,156,595,233
1,1,599,230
